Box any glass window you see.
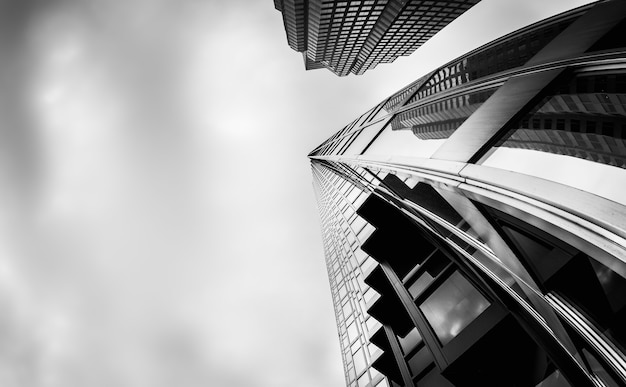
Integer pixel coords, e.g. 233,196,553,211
357,223,375,243
343,302,353,317
494,210,626,353
420,271,490,345
407,345,432,377
417,366,454,387
353,349,367,374
366,315,381,333
347,322,359,342
533,369,571,387
397,327,422,355
358,371,370,387
480,71,626,206
406,253,448,298
364,286,377,303
375,377,389,387
342,119,391,156
362,123,445,159
399,88,497,139
581,349,620,387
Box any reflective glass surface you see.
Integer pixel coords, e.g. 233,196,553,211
407,254,448,299
362,125,445,159
406,16,573,104
342,119,391,156
407,346,431,377
493,208,626,354
394,88,497,140
481,71,626,205
420,271,490,345
397,327,422,356
534,370,571,387
364,88,497,159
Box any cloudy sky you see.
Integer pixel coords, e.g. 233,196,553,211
0,0,593,386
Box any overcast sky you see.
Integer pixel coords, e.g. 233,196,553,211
0,0,594,386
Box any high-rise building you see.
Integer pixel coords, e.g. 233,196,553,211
274,0,480,76
310,1,626,386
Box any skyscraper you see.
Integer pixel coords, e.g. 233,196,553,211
274,0,480,76
311,1,626,386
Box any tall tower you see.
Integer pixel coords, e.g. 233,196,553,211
274,0,480,76
311,1,626,386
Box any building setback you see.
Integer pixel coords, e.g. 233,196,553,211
310,1,626,386
274,0,480,76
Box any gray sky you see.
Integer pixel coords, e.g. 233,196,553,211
0,0,593,386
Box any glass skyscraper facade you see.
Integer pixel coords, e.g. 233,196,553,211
274,0,480,76
311,1,626,386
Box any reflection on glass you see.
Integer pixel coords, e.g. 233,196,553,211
582,349,620,387
407,346,431,377
347,322,359,342
534,370,571,387
364,88,496,159
420,271,490,345
397,327,422,355
408,273,435,298
374,377,390,387
417,365,454,387
496,210,626,354
406,17,572,104
392,88,496,140
481,72,626,205
353,348,367,374
407,252,448,298
342,119,392,156
362,129,443,162
357,371,370,387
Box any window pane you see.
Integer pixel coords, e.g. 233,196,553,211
407,253,448,298
398,327,422,355
407,345,431,377
481,71,626,206
420,271,490,345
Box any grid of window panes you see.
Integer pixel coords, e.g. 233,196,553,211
279,0,307,51
313,164,390,387
314,0,388,76
355,0,479,74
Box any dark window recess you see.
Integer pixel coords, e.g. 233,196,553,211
587,18,626,52
379,175,475,244
407,345,433,378
560,320,622,387
398,327,423,356
406,250,450,299
490,71,626,169
357,191,435,278
441,313,563,387
489,207,626,354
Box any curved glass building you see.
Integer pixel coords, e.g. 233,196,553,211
310,1,626,386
